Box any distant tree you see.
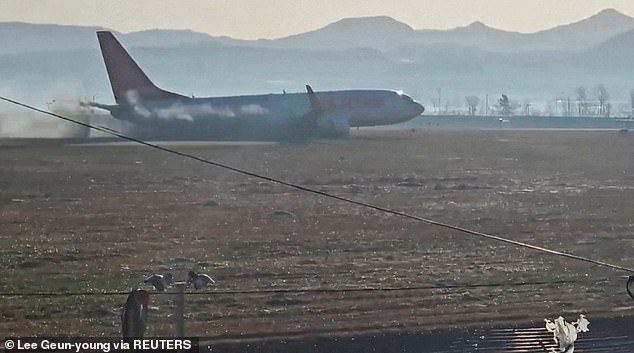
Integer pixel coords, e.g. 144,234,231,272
576,86,587,116
630,89,634,116
566,97,572,116
465,96,479,116
596,84,609,117
436,88,442,115
523,100,532,116
499,94,512,116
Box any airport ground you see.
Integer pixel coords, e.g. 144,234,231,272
1,129,634,341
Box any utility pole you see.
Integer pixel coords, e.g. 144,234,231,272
174,282,185,337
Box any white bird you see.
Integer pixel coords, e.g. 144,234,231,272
144,273,173,291
573,314,590,333
545,317,576,352
545,315,590,353
187,271,215,289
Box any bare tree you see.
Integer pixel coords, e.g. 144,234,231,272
566,97,572,116
436,88,442,115
596,84,609,117
465,96,479,116
499,94,512,116
523,99,532,116
430,99,437,115
576,86,587,116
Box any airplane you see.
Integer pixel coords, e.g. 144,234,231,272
87,31,424,141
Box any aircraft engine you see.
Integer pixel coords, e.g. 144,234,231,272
317,116,350,138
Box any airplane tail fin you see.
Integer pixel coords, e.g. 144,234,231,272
96,31,186,105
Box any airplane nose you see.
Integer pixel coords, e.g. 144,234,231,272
413,102,424,116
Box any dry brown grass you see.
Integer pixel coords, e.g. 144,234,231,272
1,130,634,338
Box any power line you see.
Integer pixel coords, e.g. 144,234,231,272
0,278,610,297
1,96,633,276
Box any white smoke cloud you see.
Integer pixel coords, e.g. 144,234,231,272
124,90,152,118
240,104,269,114
0,83,91,138
125,90,141,105
155,104,236,121
121,89,270,122
149,103,269,121
133,105,153,119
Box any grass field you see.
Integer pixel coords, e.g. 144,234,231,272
1,129,634,339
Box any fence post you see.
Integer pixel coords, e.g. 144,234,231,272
174,282,185,337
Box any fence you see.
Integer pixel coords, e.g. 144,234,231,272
0,277,626,338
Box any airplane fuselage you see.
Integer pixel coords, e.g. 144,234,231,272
93,31,424,141
107,89,424,140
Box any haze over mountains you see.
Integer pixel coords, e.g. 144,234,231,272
1,8,634,113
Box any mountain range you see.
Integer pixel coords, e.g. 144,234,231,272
1,9,634,111
3,8,633,54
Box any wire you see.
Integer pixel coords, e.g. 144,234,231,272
1,95,633,275
0,278,610,297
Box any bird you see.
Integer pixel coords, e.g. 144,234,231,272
121,289,150,338
187,271,215,289
143,273,173,291
545,315,590,353
545,316,576,353
573,314,590,333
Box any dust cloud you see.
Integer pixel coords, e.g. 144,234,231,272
0,85,90,138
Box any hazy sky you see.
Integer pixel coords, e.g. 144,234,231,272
2,0,634,39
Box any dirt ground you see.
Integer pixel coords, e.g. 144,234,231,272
1,129,634,339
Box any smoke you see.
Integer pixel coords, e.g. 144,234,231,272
133,104,152,119
123,88,270,121
125,90,152,119
155,104,235,121
0,82,275,138
121,88,272,122
127,101,269,123
240,104,269,114
0,84,90,138
154,103,270,121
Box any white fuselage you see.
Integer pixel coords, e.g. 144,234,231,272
121,89,422,125
111,89,424,140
